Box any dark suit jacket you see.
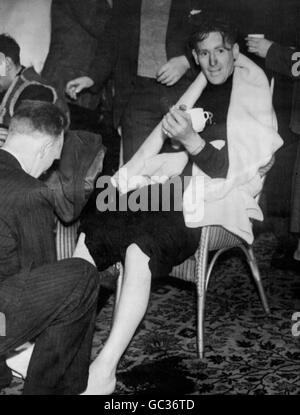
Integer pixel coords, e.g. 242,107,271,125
0,151,57,308
266,42,300,134
87,0,210,127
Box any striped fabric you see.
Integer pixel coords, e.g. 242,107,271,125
55,220,80,260
170,226,243,282
171,256,196,282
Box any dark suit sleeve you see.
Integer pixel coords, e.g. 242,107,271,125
16,187,57,270
42,130,105,223
266,43,300,79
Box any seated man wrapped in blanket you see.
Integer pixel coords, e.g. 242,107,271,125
74,15,283,395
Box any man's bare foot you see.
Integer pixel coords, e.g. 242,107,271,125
81,361,116,395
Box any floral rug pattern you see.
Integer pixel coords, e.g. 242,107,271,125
2,232,300,395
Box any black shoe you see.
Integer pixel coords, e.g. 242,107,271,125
99,265,119,291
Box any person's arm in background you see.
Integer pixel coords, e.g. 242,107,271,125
246,36,300,79
156,56,191,86
265,43,300,79
156,1,197,86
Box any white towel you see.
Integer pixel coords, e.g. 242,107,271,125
183,54,283,243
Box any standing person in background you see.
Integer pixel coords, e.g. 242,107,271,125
0,34,68,137
66,0,211,163
42,0,119,178
246,36,300,270
42,0,112,132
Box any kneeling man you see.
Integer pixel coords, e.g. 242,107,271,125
0,101,100,395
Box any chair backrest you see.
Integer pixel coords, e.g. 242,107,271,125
206,225,242,251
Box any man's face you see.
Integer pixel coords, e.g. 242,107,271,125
193,32,239,85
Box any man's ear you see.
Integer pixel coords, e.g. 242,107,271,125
192,49,200,66
5,56,15,72
233,43,239,61
39,139,52,158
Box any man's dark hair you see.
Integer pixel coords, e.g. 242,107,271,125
0,34,20,65
190,13,239,50
9,101,68,139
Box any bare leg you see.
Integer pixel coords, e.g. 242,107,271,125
82,243,151,395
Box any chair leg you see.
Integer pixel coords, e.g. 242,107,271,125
197,290,206,359
195,228,210,359
241,246,270,315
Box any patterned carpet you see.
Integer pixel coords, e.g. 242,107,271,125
2,231,300,395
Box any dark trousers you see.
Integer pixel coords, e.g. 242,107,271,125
121,76,191,163
0,258,100,395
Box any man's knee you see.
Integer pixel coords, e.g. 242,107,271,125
126,243,143,257
125,244,150,271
